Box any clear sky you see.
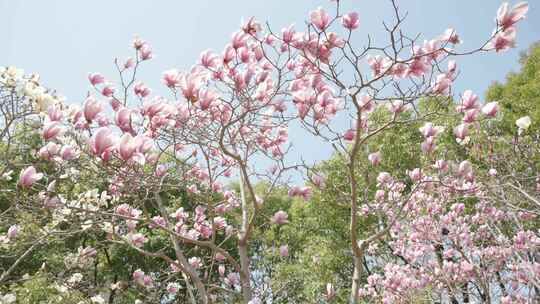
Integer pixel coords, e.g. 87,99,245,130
1,0,539,165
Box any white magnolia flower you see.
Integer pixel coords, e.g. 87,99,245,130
90,295,106,304
1,170,13,181
456,136,471,146
1,293,16,304
68,273,83,284
516,116,531,132
55,284,68,293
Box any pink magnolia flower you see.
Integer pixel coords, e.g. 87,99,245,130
162,69,180,88
178,72,203,102
419,122,444,138
115,204,130,217
132,269,145,283
200,50,219,68
422,39,443,61
496,2,529,30
462,109,480,123
166,282,180,295
310,7,330,30
115,107,133,133
47,105,63,121
458,160,473,176
96,115,111,127
118,133,137,161
324,32,344,49
140,44,153,60
38,142,60,160
343,129,356,141
197,89,218,110
225,272,240,287
241,17,261,35
60,145,77,160
279,245,289,257
368,151,381,166
80,246,97,258
218,264,226,276
342,12,359,30
367,55,389,77
100,84,115,97
390,62,408,78
132,36,146,50
124,57,135,69
481,102,499,117
431,74,452,95
281,24,295,44
19,166,43,188
359,95,374,113
213,216,227,230
299,186,313,201
434,159,449,173
134,82,151,98
88,73,105,86
42,122,62,140
43,196,59,209
188,257,202,269
83,96,103,122
90,127,116,156
109,99,121,112
421,136,436,154
459,90,479,111
214,252,226,262
231,31,248,49
377,172,393,185
488,27,516,52
447,60,457,77
149,216,167,229
7,225,19,239
375,189,386,202
139,273,154,288
408,168,422,182
406,57,428,77
388,100,407,114
440,28,461,44
238,47,250,63
271,210,289,225
454,123,469,140
312,174,326,189
155,164,167,177
128,233,147,248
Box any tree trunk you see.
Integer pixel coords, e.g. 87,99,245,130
238,173,253,303
350,255,363,303
239,241,253,303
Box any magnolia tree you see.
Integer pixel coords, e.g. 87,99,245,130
1,0,538,303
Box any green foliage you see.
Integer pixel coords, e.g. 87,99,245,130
5,274,86,304
485,41,540,134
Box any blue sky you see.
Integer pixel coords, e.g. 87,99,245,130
1,0,539,164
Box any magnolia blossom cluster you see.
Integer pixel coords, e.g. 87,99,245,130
359,162,539,302
63,246,97,269
356,92,537,303
0,66,63,112
488,2,529,52
453,90,500,144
